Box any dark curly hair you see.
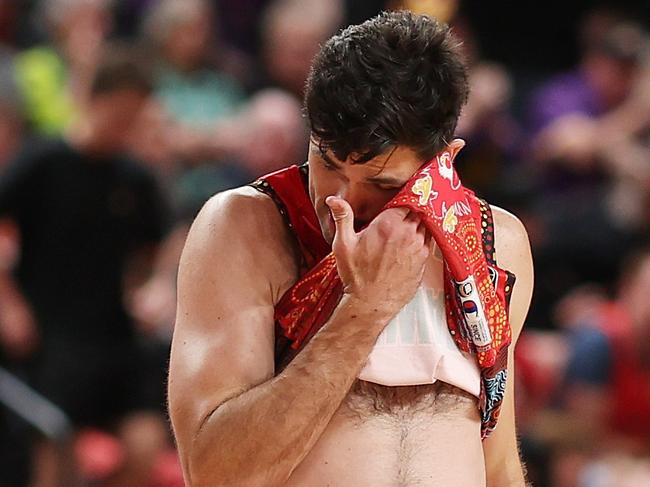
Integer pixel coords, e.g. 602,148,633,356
304,10,469,163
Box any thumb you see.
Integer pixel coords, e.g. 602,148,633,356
325,196,355,247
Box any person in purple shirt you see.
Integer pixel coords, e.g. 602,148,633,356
523,12,646,330
528,11,642,137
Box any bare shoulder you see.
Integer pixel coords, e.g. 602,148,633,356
181,186,299,302
191,185,294,260
489,205,534,340
490,206,530,264
200,185,281,228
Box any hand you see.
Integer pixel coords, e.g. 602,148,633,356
127,276,176,336
469,63,511,115
533,114,598,170
326,196,431,319
0,297,39,360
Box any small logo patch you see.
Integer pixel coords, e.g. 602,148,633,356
455,276,492,347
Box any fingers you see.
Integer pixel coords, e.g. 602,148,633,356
415,219,430,251
399,212,430,255
405,211,421,225
423,229,433,251
326,196,356,247
382,210,429,246
386,207,411,220
408,212,428,235
416,220,427,240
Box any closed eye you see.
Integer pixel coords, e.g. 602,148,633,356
376,184,402,191
366,175,407,190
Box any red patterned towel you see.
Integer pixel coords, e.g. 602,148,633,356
254,150,516,438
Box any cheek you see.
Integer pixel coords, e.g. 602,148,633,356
308,166,342,235
363,191,399,220
308,162,337,202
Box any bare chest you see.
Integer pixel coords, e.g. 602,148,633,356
288,381,485,487
342,379,477,419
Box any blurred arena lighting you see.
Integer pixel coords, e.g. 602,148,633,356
0,366,72,442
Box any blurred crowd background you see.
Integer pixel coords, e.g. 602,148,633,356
0,0,647,486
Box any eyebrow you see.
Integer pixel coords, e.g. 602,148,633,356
367,146,405,186
309,143,338,163
322,151,342,168
366,175,407,186
311,145,406,186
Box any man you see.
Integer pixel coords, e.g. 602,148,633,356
561,247,650,449
0,46,169,487
15,0,113,135
169,11,533,486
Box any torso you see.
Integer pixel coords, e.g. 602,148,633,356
250,184,487,486
12,140,165,341
284,262,486,486
287,380,485,486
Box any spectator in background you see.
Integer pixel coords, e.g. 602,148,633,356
532,247,650,486
14,0,112,135
0,35,28,360
560,248,650,448
126,89,308,344
0,45,170,487
0,27,28,486
136,0,344,211
142,0,252,218
126,1,309,347
142,0,246,130
228,88,307,177
528,14,645,193
592,63,650,235
260,0,343,97
525,16,648,326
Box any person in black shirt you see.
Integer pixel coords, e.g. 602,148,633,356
0,45,170,487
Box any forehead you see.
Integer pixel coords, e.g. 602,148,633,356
309,140,423,176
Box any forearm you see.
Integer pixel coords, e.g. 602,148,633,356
0,269,27,308
187,295,389,486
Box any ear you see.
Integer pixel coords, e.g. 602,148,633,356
447,138,466,161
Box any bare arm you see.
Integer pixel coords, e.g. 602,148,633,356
169,190,429,487
0,221,38,359
483,207,534,487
